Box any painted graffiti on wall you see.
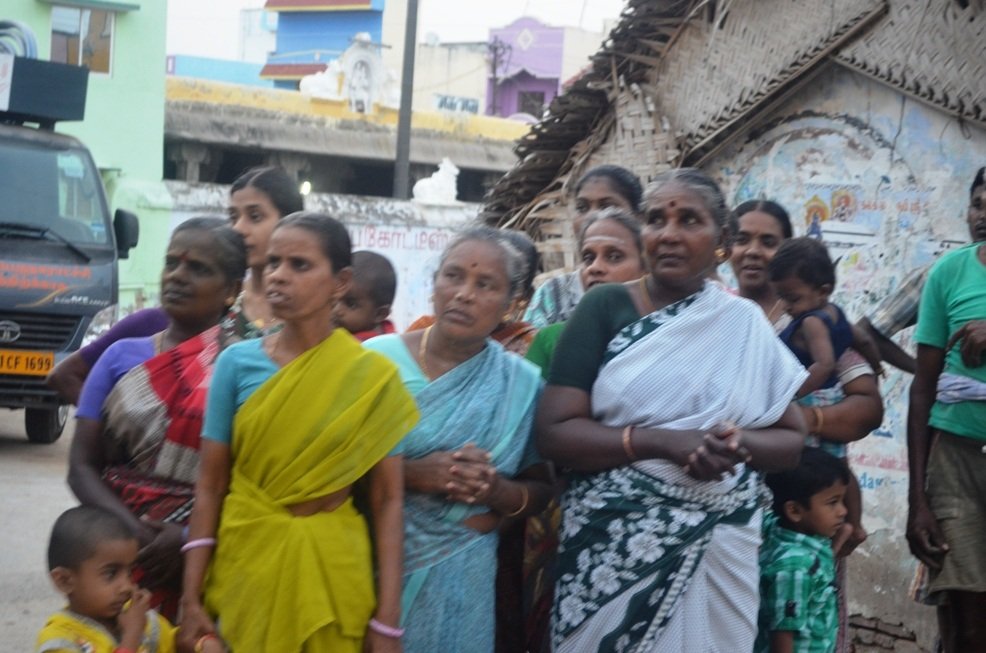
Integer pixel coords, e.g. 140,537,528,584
709,66,986,647
167,187,477,331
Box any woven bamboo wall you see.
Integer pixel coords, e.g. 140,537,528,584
518,81,680,274
653,0,885,159
483,0,985,278
835,0,986,126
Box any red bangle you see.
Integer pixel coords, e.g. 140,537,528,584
195,633,221,652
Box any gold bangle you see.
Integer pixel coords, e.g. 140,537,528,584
504,483,529,518
812,406,824,434
622,425,637,462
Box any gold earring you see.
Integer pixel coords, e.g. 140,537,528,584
715,247,727,263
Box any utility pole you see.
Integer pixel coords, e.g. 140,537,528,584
393,0,419,199
487,37,511,117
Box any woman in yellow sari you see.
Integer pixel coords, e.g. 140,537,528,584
179,212,418,652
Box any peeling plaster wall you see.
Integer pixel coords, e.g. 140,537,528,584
707,65,986,652
161,181,477,329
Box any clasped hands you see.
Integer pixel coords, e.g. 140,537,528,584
409,443,499,505
675,423,751,482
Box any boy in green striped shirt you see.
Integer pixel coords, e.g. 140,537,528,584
756,448,850,653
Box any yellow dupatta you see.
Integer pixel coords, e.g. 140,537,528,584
204,330,418,652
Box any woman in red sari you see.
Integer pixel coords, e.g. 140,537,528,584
67,217,246,618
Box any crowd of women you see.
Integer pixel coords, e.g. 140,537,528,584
51,161,986,652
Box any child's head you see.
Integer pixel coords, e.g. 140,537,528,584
334,250,397,333
47,506,138,622
766,447,850,538
768,237,836,318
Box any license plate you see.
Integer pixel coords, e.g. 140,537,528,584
0,349,54,376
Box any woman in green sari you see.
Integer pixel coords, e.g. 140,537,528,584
179,213,418,652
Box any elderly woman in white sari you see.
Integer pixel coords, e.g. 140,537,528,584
536,168,808,653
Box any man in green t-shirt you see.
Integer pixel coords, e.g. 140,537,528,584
907,166,986,652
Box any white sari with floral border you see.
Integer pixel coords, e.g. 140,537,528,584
553,283,807,653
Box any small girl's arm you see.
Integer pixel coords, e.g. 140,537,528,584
850,322,886,377
796,316,836,398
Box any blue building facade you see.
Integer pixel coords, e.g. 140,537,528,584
167,56,273,88
261,0,385,89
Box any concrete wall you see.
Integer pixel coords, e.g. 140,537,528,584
158,181,477,328
706,64,986,651
413,42,487,114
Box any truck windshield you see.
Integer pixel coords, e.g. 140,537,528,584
0,138,111,246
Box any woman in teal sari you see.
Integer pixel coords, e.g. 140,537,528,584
364,226,554,653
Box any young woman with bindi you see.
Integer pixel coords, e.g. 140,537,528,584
225,166,305,338
526,207,645,376
524,165,644,328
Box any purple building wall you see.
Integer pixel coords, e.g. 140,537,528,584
487,17,563,118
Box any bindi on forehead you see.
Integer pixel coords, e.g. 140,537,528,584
669,200,677,208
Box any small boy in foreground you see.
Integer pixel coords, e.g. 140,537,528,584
38,505,183,653
334,250,398,341
755,448,849,653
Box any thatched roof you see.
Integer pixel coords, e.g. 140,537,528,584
483,0,986,261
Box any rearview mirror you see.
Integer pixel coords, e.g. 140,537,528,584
113,209,139,259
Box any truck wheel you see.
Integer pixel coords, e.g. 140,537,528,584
25,406,69,444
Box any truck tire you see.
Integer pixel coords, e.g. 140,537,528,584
25,406,68,444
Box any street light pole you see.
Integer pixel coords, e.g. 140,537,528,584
393,0,419,199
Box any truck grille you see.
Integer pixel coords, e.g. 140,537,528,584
0,375,57,407
0,312,79,350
